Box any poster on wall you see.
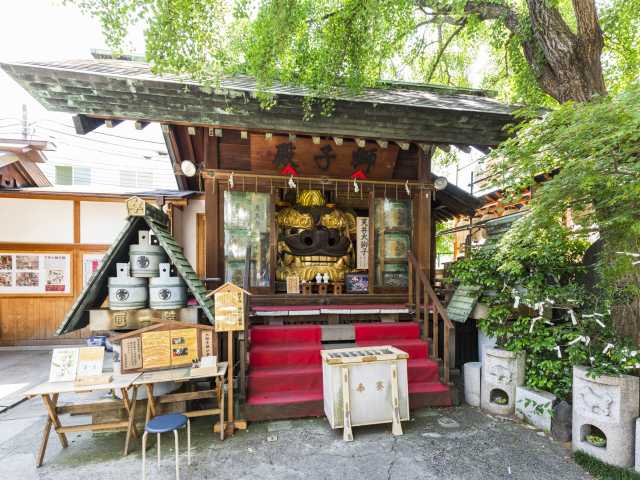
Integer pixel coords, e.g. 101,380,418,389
356,217,370,270
0,253,71,294
83,253,105,288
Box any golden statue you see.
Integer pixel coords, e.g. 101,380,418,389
276,190,355,282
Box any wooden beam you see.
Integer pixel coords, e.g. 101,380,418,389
417,147,433,282
471,145,492,154
73,200,80,244
162,126,189,191
205,134,221,287
453,144,472,153
72,115,104,135
104,119,123,129
134,120,150,130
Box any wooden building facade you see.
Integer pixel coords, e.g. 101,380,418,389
1,59,519,394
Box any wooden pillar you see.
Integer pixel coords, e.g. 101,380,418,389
204,132,221,287
416,146,433,281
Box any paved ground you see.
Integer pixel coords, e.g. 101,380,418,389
0,350,590,480
0,350,51,412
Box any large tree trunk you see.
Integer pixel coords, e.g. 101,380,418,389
463,0,607,103
526,0,606,102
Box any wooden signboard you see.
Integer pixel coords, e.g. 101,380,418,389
286,275,300,294
121,337,142,371
112,322,217,373
142,330,172,370
356,217,370,270
249,134,400,179
170,328,198,366
213,283,249,332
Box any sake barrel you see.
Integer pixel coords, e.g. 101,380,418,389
129,230,167,278
149,263,187,310
108,263,148,310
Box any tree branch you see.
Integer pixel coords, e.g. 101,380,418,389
427,19,467,82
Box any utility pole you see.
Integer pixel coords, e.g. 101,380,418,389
21,104,28,139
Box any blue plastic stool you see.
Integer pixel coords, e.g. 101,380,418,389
141,413,190,479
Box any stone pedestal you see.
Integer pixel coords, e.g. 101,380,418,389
636,418,640,472
572,366,639,468
516,386,556,432
477,331,497,367
464,362,481,407
480,348,525,416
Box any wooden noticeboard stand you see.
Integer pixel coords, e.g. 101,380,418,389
208,282,250,435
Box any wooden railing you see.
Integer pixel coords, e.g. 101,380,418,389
407,251,454,385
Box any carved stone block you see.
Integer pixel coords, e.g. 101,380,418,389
464,362,481,407
572,366,639,468
480,348,525,416
636,418,640,473
516,386,556,432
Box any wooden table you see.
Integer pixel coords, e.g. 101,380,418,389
126,362,227,450
24,373,141,467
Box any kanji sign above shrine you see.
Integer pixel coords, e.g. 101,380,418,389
251,134,399,179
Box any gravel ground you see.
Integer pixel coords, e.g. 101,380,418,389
0,396,590,480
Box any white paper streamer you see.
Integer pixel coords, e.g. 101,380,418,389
555,346,562,358
353,178,359,193
603,343,614,354
513,295,520,309
595,319,606,328
288,174,296,189
568,336,581,346
404,180,411,196
529,316,543,333
569,309,577,325
228,172,235,189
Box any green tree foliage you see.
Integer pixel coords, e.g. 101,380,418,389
67,0,640,106
487,84,640,303
449,217,638,400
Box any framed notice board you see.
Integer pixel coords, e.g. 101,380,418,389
0,252,71,295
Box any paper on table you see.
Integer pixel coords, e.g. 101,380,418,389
49,348,79,382
76,347,105,378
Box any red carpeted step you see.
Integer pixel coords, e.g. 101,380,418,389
250,343,322,368
356,339,429,359
248,365,323,394
244,390,324,421
409,381,453,408
250,324,322,345
246,390,324,406
408,358,440,384
354,322,420,341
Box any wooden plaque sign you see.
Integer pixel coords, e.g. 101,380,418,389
201,330,214,357
213,283,249,332
121,337,142,371
356,217,370,270
286,275,300,294
170,328,198,366
113,322,216,373
142,330,172,370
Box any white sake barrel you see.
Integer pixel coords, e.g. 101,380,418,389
129,230,168,278
149,263,187,310
108,263,148,310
